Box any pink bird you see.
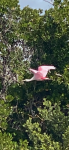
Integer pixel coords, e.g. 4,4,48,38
23,65,56,82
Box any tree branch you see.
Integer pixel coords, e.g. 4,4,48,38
43,0,54,6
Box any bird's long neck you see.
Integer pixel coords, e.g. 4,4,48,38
44,77,50,80
23,76,35,82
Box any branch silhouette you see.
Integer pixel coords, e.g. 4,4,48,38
43,0,54,6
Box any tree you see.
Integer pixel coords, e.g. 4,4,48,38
0,0,69,149
0,0,29,149
0,0,31,100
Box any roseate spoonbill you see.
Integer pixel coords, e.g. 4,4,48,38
23,65,56,82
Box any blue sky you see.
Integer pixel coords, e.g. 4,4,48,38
19,0,53,11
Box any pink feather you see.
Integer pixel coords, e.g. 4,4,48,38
23,65,56,82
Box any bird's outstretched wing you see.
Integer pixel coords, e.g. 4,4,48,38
38,66,56,77
29,68,37,74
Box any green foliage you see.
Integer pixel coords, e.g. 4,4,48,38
24,118,61,150
0,0,69,149
62,126,69,150
38,99,69,142
0,131,18,150
0,130,29,150
0,100,10,130
19,139,29,150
